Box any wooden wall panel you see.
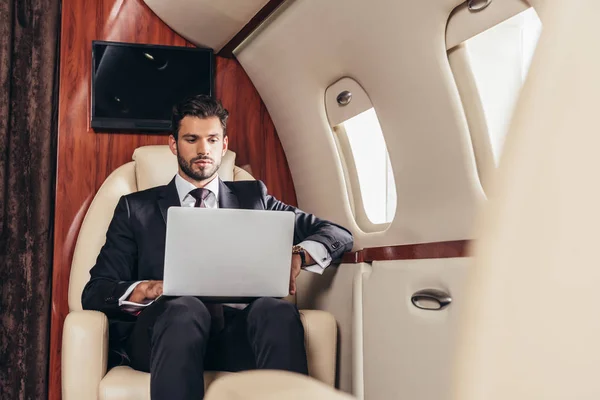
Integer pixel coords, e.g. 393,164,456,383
49,0,296,398
215,57,296,201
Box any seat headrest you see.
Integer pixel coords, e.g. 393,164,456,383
132,145,236,191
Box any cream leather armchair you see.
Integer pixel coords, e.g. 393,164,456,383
62,146,338,400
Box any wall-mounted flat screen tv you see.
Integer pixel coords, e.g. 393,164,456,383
91,40,214,132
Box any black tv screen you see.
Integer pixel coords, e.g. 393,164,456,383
91,41,214,132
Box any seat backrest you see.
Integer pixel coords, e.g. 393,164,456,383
68,146,254,311
453,1,600,399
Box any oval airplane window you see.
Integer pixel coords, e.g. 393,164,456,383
339,108,396,225
325,78,397,231
466,8,542,163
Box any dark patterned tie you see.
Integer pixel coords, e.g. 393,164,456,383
188,187,224,332
189,187,212,208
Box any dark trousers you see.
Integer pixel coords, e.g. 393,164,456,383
125,296,309,400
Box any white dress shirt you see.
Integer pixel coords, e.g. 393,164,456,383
119,174,332,309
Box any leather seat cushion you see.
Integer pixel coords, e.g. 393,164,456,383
99,366,232,400
205,370,354,400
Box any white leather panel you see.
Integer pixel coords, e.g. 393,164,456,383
232,166,254,181
299,310,337,387
237,0,484,249
205,370,355,400
446,0,531,50
62,310,336,398
143,0,270,51
296,263,366,395
69,162,138,311
352,264,370,400
454,1,600,399
99,367,150,400
133,146,237,191
362,258,470,400
62,311,108,400
448,44,494,193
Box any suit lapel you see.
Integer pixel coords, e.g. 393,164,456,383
158,178,181,223
218,180,240,209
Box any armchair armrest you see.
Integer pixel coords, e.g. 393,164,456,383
299,310,337,387
62,310,109,400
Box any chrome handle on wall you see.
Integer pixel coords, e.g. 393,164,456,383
411,289,452,311
468,0,492,12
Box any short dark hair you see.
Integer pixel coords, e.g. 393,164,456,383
171,94,229,139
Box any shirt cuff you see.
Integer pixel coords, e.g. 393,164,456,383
119,281,150,308
298,240,332,275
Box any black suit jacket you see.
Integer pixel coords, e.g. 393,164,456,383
82,177,353,345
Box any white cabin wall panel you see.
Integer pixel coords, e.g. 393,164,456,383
143,0,269,51
295,263,368,395
362,259,470,400
446,0,531,50
448,44,495,193
237,0,485,248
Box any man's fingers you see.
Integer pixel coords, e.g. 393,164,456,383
289,276,296,295
143,281,163,300
145,284,154,298
140,282,150,293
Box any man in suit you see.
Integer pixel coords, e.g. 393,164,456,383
82,94,354,400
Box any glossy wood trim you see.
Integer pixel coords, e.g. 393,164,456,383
341,240,470,263
218,0,285,58
342,251,365,264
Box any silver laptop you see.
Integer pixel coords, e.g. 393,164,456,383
162,207,295,301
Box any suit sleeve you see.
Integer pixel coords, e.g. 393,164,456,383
257,181,353,262
81,196,139,316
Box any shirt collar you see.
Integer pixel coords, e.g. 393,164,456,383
174,173,220,205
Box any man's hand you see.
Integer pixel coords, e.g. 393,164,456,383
289,251,315,295
128,280,163,304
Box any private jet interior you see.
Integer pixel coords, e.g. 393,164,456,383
1,0,594,398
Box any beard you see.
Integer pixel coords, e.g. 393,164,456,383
177,153,221,182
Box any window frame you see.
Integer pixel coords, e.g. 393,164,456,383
333,118,396,233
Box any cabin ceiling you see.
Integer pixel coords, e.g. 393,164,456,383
143,0,271,51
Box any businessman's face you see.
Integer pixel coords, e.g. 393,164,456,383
169,116,228,184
